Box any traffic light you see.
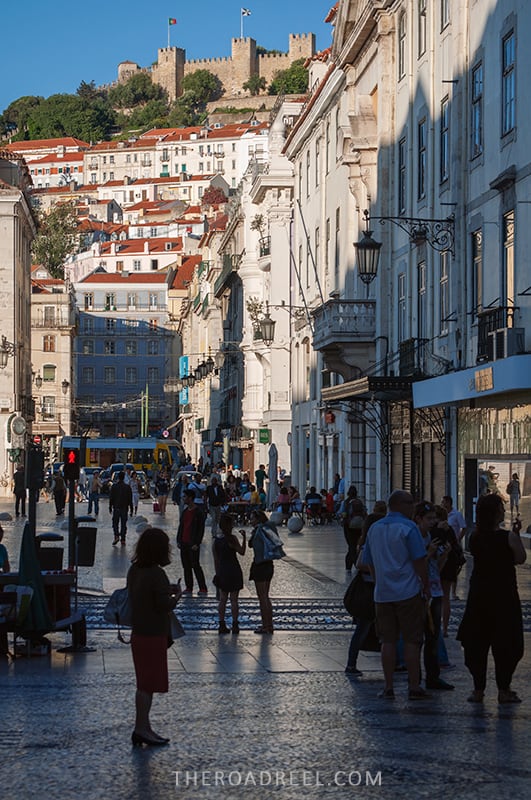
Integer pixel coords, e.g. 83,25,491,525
63,448,80,481
26,440,44,490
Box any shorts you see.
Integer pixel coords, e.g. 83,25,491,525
249,560,274,583
375,594,425,645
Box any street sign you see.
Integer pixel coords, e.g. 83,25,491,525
258,428,271,444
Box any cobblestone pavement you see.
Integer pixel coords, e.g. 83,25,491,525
1,499,531,799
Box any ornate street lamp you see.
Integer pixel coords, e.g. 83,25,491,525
257,306,276,347
61,379,70,395
0,336,16,369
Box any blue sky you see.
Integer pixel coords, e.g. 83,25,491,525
1,1,334,114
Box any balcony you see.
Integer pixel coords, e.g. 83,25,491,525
311,299,376,377
213,253,243,297
31,312,74,328
477,306,514,362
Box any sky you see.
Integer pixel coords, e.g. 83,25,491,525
0,1,334,114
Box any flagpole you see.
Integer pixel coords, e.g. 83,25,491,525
241,12,243,39
168,20,170,49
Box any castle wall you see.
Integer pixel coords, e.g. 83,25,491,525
120,33,315,102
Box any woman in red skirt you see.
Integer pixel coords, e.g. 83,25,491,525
127,527,181,746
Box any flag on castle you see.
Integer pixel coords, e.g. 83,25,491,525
241,8,251,15
169,17,177,25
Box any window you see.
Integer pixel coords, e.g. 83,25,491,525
106,318,116,332
441,0,450,29
109,172,114,181
104,340,115,355
325,218,330,274
116,260,124,272
147,367,159,383
471,63,483,158
103,156,107,165
398,12,407,79
125,367,137,384
439,251,450,334
325,119,331,173
105,293,116,310
82,367,94,384
42,396,55,418
418,0,427,58
148,319,158,331
418,261,427,340
84,293,94,310
147,340,159,356
503,210,515,311
440,97,449,182
418,118,427,200
306,150,310,197
334,208,340,283
83,317,93,335
162,148,168,161
104,367,116,384
43,335,56,352
83,340,94,355
398,273,407,342
126,154,131,163
315,227,320,275
43,364,56,382
125,340,137,356
398,137,407,214
315,138,320,186
198,162,204,172
149,293,158,309
43,306,56,324
502,31,515,136
127,293,137,309
133,259,141,271
298,166,302,199
90,173,96,183
471,229,483,314
150,259,158,271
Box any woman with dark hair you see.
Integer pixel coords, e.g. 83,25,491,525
342,486,365,571
213,513,246,634
127,527,181,746
457,493,526,703
345,509,386,675
249,509,276,634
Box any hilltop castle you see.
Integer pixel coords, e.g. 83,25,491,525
118,34,316,102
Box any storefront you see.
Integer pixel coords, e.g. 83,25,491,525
413,354,531,529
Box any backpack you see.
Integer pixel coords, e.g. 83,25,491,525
103,587,132,643
506,481,514,494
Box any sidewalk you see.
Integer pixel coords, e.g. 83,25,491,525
1,500,531,799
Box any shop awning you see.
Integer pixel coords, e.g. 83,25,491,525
412,353,531,409
322,375,412,404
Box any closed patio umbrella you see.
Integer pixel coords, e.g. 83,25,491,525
17,522,53,636
267,443,278,511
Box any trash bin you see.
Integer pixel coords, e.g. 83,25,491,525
69,516,97,568
35,532,64,571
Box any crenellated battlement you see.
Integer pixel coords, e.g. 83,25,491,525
118,33,315,103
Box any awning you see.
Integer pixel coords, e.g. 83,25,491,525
322,375,412,404
35,422,64,436
412,353,531,409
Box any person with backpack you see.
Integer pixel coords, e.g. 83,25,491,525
248,510,284,634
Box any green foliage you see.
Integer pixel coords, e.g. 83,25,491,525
256,46,283,56
25,94,115,141
76,80,104,101
108,73,167,110
242,75,266,96
181,70,223,104
32,202,79,278
268,59,308,95
0,95,43,137
167,94,201,127
122,99,170,129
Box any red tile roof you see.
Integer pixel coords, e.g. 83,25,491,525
171,255,201,289
4,137,89,151
80,271,171,284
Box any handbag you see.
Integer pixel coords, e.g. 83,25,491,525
168,611,185,646
103,587,132,643
343,572,375,621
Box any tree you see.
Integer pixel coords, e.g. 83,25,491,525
32,202,79,278
0,95,43,137
76,80,104,101
242,75,266,96
181,70,223,104
201,186,228,207
108,73,167,110
167,94,200,127
26,93,115,141
268,59,308,95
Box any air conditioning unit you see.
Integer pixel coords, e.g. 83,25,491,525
487,327,525,361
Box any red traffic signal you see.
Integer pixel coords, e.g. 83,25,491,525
64,448,80,480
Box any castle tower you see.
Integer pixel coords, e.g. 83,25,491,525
151,47,186,102
288,33,316,61
231,37,258,88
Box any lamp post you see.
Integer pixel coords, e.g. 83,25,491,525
254,302,307,346
354,209,455,284
0,336,16,369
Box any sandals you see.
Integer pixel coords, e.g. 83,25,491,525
377,688,395,699
467,690,484,703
